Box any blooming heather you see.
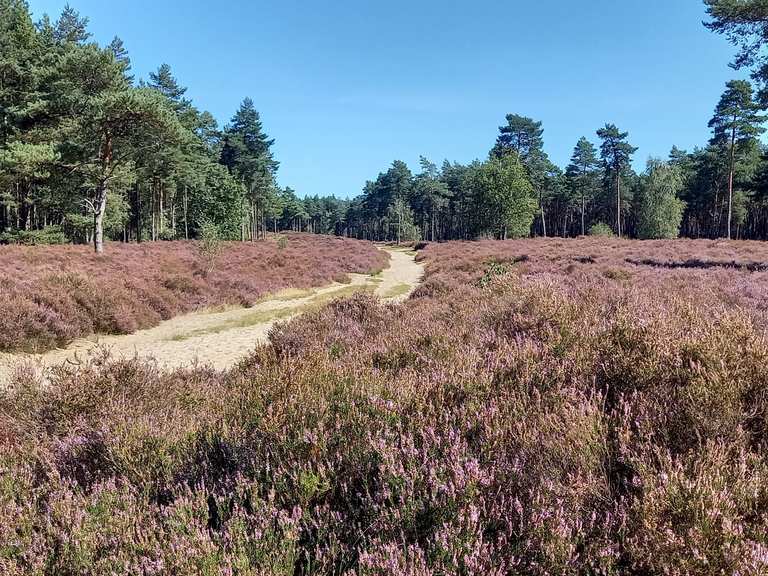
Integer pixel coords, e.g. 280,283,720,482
2,238,768,574
0,234,387,352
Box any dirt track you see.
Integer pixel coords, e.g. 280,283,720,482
0,247,423,383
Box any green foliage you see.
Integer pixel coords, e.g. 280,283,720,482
492,114,544,161
4,0,768,248
197,221,222,277
705,0,768,104
588,222,614,237
635,160,686,239
386,197,420,243
566,137,601,235
476,260,512,288
0,225,68,245
597,124,637,236
707,80,765,238
0,3,281,251
709,80,766,148
470,154,537,239
597,124,637,176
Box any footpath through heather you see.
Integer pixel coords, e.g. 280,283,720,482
0,247,423,384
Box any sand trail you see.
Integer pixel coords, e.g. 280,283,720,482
0,247,423,382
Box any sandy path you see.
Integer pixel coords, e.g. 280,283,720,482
0,247,423,383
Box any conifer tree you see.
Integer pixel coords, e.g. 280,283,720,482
708,80,765,239
566,137,601,236
597,124,637,237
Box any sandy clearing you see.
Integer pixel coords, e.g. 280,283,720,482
0,247,423,383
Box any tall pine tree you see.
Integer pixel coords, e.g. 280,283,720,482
708,80,765,239
597,124,637,237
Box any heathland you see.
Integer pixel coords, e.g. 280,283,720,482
5,0,768,573
0,234,387,353
3,237,768,574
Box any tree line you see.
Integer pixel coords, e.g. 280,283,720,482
3,0,768,250
339,81,766,243
319,0,768,243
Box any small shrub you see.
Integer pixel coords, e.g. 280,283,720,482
588,222,615,237
476,260,512,288
197,221,222,277
0,225,69,245
603,267,632,280
158,228,176,241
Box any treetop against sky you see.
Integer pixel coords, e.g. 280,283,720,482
27,0,746,197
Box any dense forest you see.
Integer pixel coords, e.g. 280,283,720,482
3,0,768,250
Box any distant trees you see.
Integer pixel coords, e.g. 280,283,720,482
493,114,558,236
344,152,536,242
337,94,765,243
5,1,768,247
469,154,537,239
220,98,279,241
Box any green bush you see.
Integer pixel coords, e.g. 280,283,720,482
588,222,615,237
197,221,222,277
0,225,69,245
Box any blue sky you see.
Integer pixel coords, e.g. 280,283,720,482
30,0,744,198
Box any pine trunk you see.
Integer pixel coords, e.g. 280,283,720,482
93,183,108,254
727,125,736,240
616,172,622,237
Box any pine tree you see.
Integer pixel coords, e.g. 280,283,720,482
597,124,637,237
566,137,600,236
492,114,544,161
53,4,90,44
708,80,765,239
705,0,768,105
149,63,188,106
220,98,278,240
492,114,554,236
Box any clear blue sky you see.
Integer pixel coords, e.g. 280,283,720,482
30,0,744,198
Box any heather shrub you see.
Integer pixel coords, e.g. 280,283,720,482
3,238,768,573
0,234,387,352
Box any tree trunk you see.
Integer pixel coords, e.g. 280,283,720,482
397,203,402,244
616,172,622,237
183,185,189,240
136,185,143,243
250,200,255,241
727,125,736,240
93,183,108,254
581,191,586,236
159,182,165,237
